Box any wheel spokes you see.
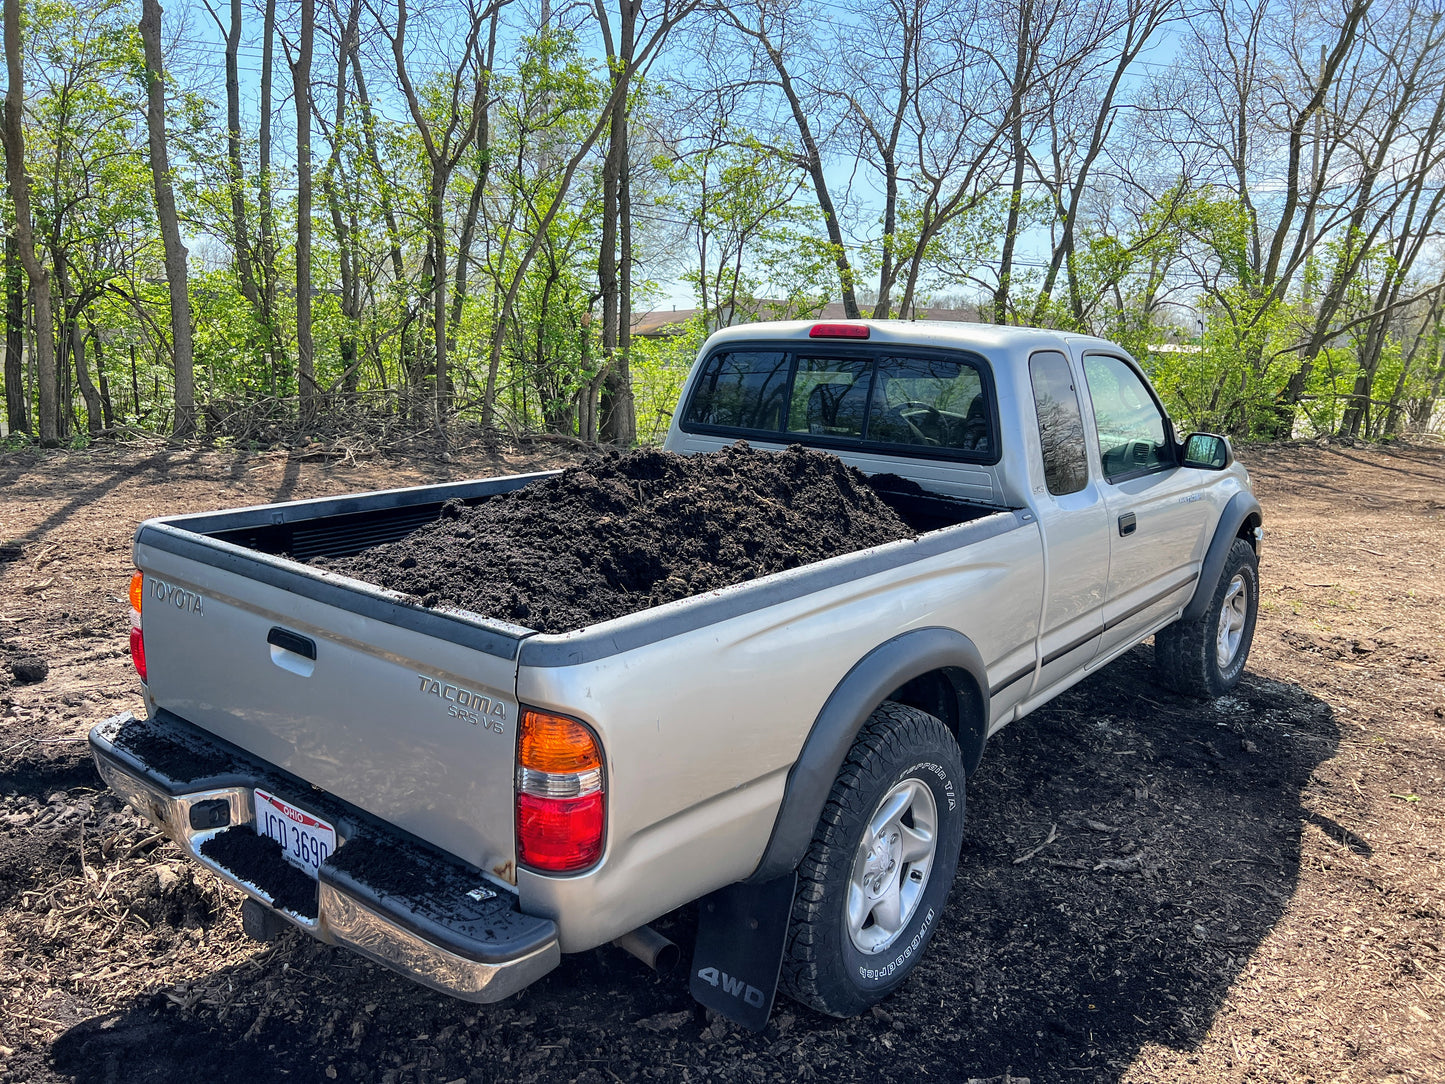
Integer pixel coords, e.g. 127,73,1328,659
898,822,934,864
1216,575,1249,667
846,882,871,935
845,775,942,954
870,875,903,936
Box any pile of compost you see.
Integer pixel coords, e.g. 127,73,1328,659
319,443,916,633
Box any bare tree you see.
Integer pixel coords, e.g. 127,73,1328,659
260,0,280,381
1027,0,1182,326
369,0,505,439
596,0,642,443
200,0,262,314
717,0,862,320
479,0,698,431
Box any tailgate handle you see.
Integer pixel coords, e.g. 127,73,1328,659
267,627,317,660
1118,512,1137,536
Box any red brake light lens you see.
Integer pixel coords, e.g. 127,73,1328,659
809,323,870,339
516,792,604,871
129,626,147,683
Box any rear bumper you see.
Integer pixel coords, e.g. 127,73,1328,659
89,710,559,1003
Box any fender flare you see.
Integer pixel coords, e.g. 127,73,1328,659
1182,490,1263,622
746,627,989,884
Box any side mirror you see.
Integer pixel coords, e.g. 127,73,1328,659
1182,432,1233,470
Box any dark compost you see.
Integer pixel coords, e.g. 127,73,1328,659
319,443,917,633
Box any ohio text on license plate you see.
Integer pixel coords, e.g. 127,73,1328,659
253,789,335,878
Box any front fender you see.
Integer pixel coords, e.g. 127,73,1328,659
1182,490,1263,622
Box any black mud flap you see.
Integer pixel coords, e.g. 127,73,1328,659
689,873,797,1033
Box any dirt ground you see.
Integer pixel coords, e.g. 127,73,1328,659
0,437,1441,1084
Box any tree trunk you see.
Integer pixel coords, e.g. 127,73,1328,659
71,319,102,436
259,0,278,378
91,324,114,429
2,0,58,444
599,0,637,445
429,177,447,434
993,0,1033,326
223,0,260,310
289,0,315,418
3,235,27,434
140,0,196,437
448,11,498,356
384,0,493,439
319,0,362,393
350,49,405,285
767,43,858,320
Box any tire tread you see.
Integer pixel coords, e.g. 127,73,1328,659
1155,537,1258,698
779,701,962,1016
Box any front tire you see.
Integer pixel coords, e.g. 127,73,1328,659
1155,536,1259,697
779,702,966,1017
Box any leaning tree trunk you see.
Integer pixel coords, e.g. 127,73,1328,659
140,0,196,437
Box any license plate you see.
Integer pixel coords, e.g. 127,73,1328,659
253,788,336,878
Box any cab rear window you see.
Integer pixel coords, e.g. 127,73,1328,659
682,350,790,431
681,346,996,461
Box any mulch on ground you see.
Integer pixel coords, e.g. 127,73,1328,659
0,437,1440,1083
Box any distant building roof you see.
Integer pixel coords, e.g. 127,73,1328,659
632,301,984,339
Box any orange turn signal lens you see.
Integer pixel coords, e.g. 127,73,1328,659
519,709,601,774
129,570,144,613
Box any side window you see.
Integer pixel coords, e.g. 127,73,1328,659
867,355,991,453
788,355,873,439
1027,351,1088,495
1082,354,1172,481
683,351,790,432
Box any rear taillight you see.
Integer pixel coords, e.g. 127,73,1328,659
516,708,604,872
128,570,147,683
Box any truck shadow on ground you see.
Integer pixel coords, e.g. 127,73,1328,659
52,650,1336,1083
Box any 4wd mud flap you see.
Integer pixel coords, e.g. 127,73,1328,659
689,874,797,1033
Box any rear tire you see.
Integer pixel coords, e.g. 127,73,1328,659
1155,537,1259,698
779,701,965,1017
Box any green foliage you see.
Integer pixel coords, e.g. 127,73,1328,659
632,319,705,444
3,0,1440,449
656,130,829,327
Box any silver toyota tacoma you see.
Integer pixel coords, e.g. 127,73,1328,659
90,321,1262,1029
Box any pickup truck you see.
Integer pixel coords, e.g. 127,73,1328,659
90,321,1262,1029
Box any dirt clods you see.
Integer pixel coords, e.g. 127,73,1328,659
321,443,916,633
8,654,49,684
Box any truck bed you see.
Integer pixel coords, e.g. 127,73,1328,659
131,467,1008,893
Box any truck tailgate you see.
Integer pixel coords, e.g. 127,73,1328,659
135,528,523,881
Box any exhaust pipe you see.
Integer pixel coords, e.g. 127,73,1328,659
613,925,679,973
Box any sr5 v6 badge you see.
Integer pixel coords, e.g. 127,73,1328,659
416,674,507,733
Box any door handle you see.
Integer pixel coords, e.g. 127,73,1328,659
267,626,317,660
1118,512,1137,537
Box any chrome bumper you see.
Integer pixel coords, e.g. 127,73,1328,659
89,711,559,1004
